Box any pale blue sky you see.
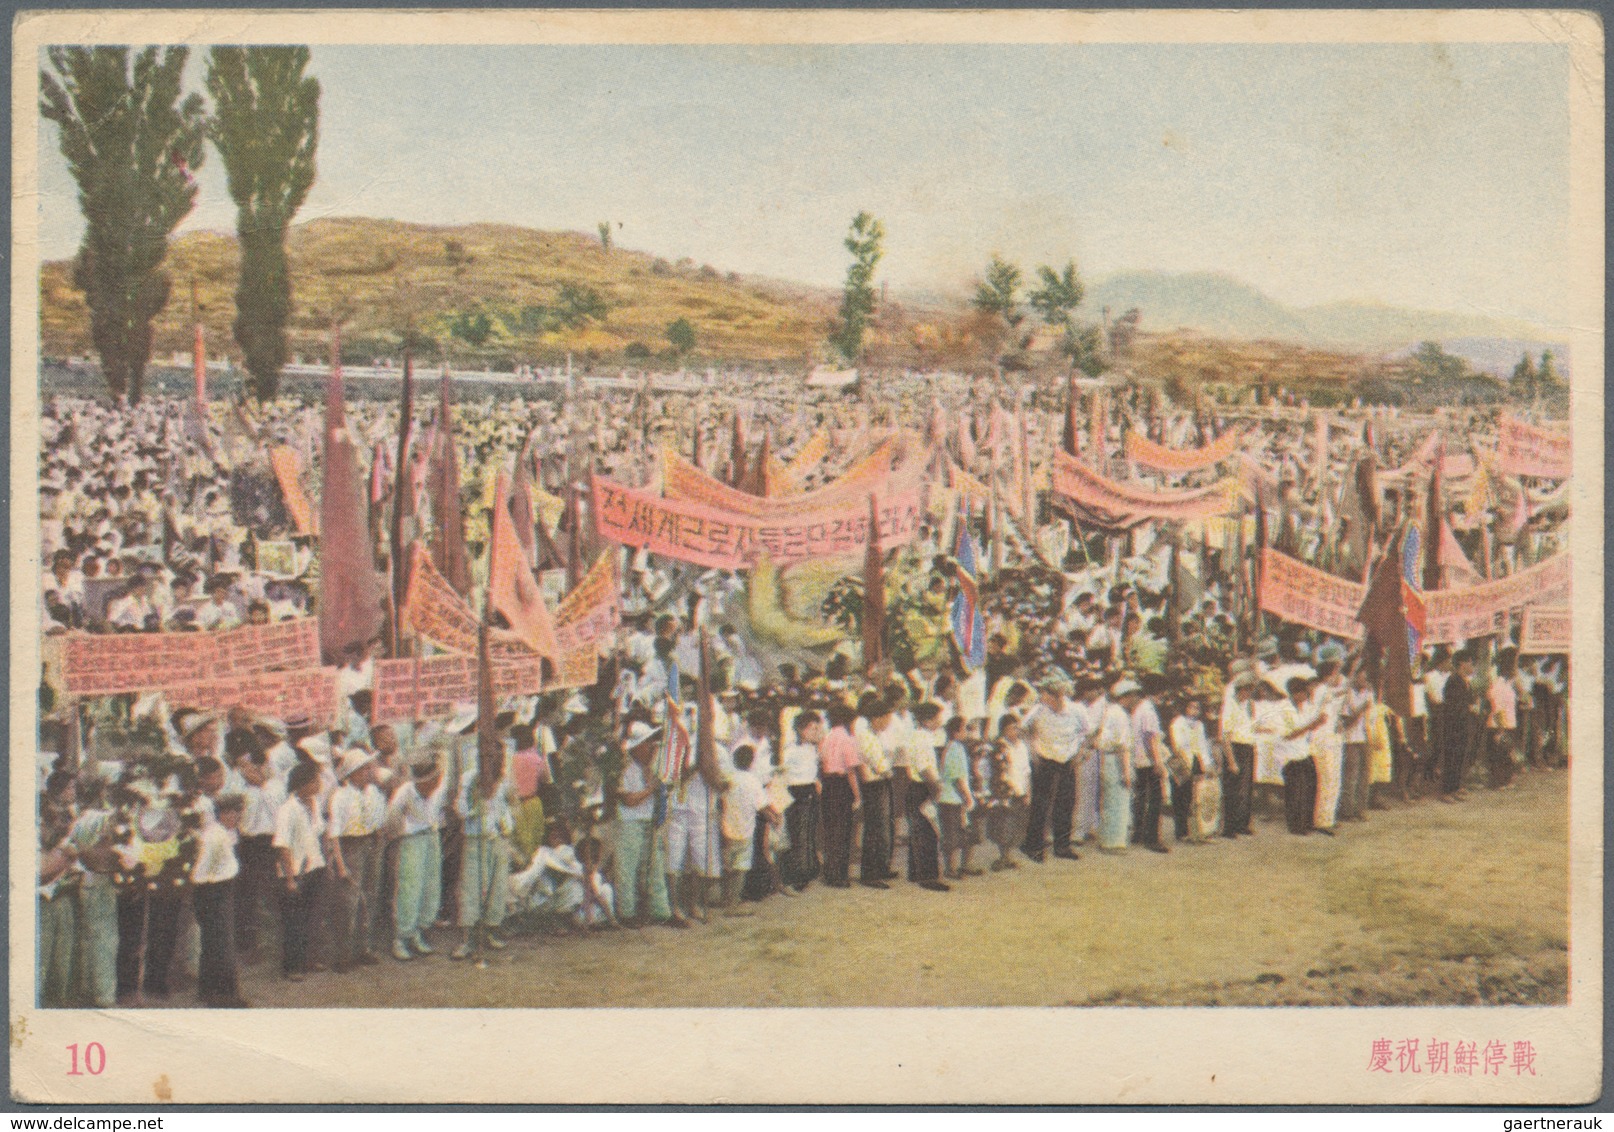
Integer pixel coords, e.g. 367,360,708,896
38,43,1570,323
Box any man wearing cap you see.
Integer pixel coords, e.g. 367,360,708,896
324,750,386,970
1019,673,1088,863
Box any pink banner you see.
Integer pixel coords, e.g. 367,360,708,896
593,475,923,570
662,437,908,517
61,619,322,697
372,648,599,724
166,666,340,728
553,552,621,653
1053,450,1243,523
1495,414,1570,479
1423,552,1570,644
1519,606,1571,654
1125,428,1246,474
1258,549,1366,641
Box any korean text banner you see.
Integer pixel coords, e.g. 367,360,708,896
1495,414,1570,479
1259,548,1367,641
1423,552,1570,644
593,475,923,570
61,618,321,696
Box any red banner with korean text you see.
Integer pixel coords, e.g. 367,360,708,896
1495,414,1570,479
1519,606,1571,654
372,647,599,724
1125,428,1246,474
593,475,923,570
166,666,341,728
1052,449,1243,523
1258,549,1367,641
61,619,322,696
553,552,621,653
1423,553,1570,644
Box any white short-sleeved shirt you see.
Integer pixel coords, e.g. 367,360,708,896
272,796,326,876
999,738,1032,796
722,770,768,842
191,820,240,884
329,782,386,838
618,761,655,821
1130,699,1163,769
781,741,820,788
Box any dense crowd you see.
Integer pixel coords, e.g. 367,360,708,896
33,370,1570,1008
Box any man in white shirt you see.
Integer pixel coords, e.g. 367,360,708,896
779,711,823,890
191,794,247,1007
272,763,327,981
1120,678,1170,854
387,755,448,959
325,750,386,970
1337,666,1375,822
1019,673,1090,862
1219,675,1258,837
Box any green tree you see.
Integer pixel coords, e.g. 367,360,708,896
1028,260,1084,328
553,283,609,330
447,307,495,348
597,222,612,251
1062,324,1108,378
41,47,207,404
206,47,320,401
1407,340,1467,385
666,317,696,356
973,255,1023,327
1537,349,1560,390
1510,351,1538,400
828,212,885,364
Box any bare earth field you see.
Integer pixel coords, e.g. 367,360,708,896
241,768,1569,1009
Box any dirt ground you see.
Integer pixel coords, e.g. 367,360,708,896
239,767,1569,1009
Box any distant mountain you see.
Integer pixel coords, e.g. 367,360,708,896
1078,270,1545,353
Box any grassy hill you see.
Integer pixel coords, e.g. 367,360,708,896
40,216,842,367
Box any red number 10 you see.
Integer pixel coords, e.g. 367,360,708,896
66,1042,105,1075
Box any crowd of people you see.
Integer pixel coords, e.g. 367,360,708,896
33,368,1571,1008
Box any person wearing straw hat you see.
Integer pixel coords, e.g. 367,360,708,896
453,727,517,960
613,722,674,927
325,749,385,970
386,753,448,961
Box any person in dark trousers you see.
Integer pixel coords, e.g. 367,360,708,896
905,702,950,892
855,692,895,888
1119,678,1169,854
780,711,823,890
191,794,248,1008
114,882,184,1004
816,703,862,888
1439,652,1478,801
1219,676,1257,837
273,763,328,981
1274,677,1327,834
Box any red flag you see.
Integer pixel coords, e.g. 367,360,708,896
489,469,561,658
1356,531,1415,720
389,353,416,654
691,411,704,471
318,359,386,664
1063,375,1080,457
565,485,585,593
193,321,207,406
430,375,472,597
862,494,886,674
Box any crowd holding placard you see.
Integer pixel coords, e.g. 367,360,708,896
33,366,1571,1007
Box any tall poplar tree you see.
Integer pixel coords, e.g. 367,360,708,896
41,47,206,404
206,46,320,401
828,212,885,365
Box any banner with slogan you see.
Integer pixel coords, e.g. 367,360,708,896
61,618,322,697
1053,450,1244,525
270,446,318,536
661,437,906,518
1495,414,1570,479
1125,428,1246,474
1423,552,1570,644
553,552,621,653
593,475,923,571
372,648,599,724
399,541,566,660
165,666,341,728
1258,549,1366,641
1519,606,1571,654
779,429,830,488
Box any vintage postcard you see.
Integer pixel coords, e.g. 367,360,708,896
10,8,1603,1106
